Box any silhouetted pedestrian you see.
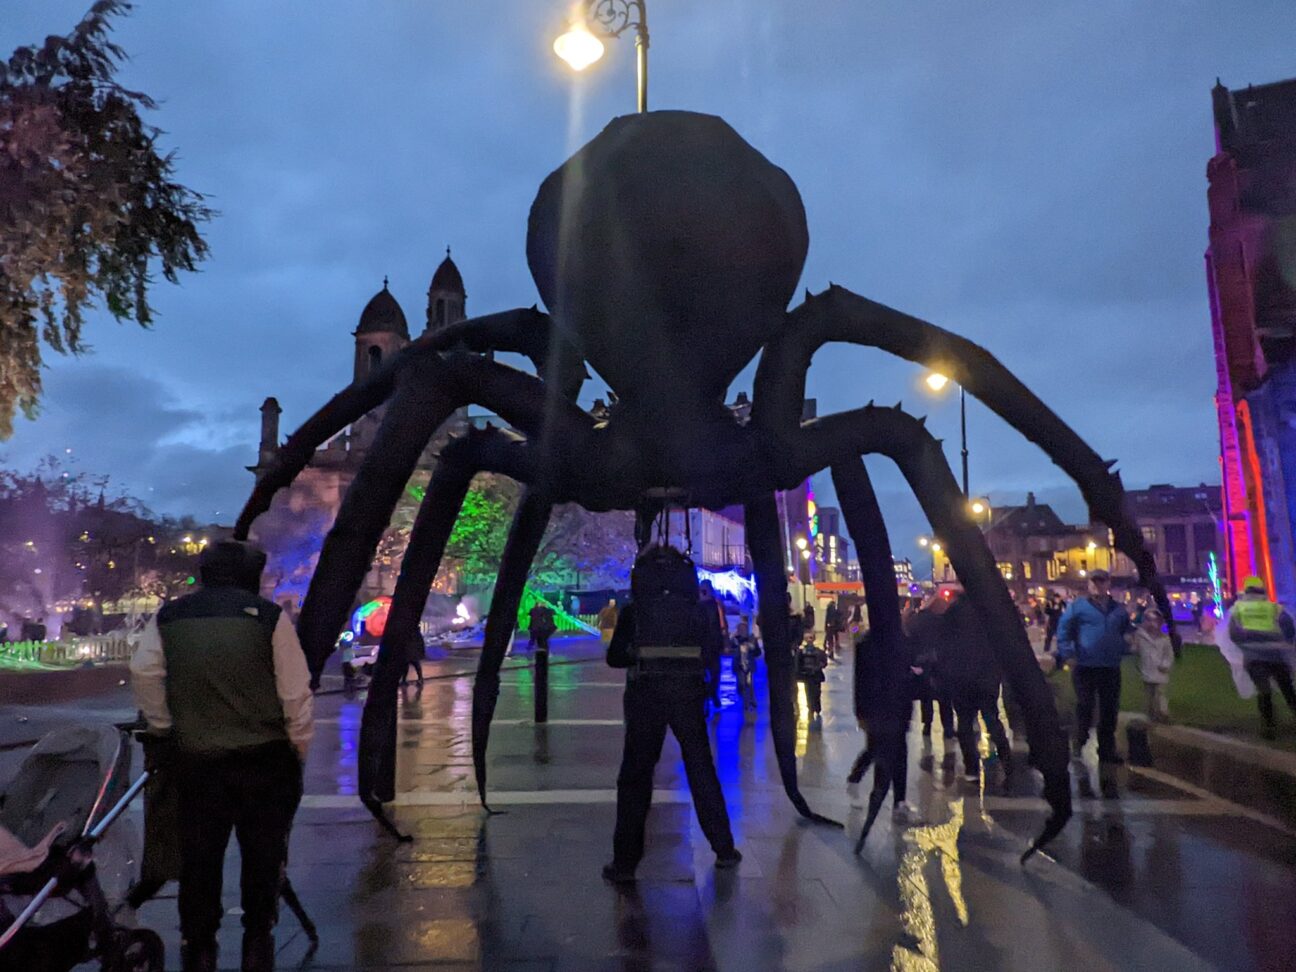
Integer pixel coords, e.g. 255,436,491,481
603,546,739,882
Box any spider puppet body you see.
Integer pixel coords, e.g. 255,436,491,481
236,111,1175,855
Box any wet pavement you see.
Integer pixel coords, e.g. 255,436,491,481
10,636,1292,970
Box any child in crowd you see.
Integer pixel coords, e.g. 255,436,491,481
1131,606,1174,722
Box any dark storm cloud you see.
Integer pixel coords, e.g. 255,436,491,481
0,361,251,522
3,1,1294,556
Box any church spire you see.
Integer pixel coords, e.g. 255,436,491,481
426,246,466,334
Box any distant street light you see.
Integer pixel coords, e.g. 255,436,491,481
553,1,650,112
923,370,969,497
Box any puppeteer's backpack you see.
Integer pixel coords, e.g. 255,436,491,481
629,545,703,670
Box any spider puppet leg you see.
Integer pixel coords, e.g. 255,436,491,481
472,488,554,813
357,430,538,833
791,405,1073,858
830,459,908,851
757,284,1177,648
745,493,843,828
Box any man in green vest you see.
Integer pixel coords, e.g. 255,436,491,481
130,541,314,972
1227,575,1296,740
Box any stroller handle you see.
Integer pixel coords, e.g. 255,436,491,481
90,770,149,840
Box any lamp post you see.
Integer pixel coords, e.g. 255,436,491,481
924,372,969,497
553,1,651,113
918,536,937,584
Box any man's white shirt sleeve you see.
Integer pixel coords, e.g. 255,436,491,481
273,612,315,757
129,615,172,732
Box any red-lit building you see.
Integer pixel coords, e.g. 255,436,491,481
1206,77,1296,604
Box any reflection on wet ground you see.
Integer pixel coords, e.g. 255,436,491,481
117,639,1294,970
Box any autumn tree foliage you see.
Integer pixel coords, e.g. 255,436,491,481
0,1,212,436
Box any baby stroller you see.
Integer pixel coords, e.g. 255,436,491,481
0,725,162,972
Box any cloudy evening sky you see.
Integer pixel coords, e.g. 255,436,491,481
3,1,1295,561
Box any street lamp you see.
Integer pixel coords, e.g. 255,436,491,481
923,370,969,497
918,536,938,583
553,1,651,113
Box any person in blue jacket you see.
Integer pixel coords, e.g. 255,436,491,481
1056,569,1132,763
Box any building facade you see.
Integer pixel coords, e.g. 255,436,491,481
1206,77,1296,604
932,485,1224,610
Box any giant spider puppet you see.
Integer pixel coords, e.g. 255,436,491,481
235,111,1177,857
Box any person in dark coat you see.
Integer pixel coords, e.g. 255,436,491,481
847,630,914,803
130,541,313,972
603,558,739,882
823,599,842,661
1043,596,1064,654
906,599,956,740
528,602,557,654
938,590,1013,781
796,634,828,722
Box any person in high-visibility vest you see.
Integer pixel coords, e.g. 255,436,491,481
1226,576,1296,740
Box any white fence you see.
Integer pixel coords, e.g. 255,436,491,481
0,632,137,667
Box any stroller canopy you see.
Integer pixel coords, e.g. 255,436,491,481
0,725,128,875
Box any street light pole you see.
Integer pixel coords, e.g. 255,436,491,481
925,371,969,498
960,384,969,498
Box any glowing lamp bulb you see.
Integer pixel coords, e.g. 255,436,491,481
971,501,985,515
925,372,950,392
932,543,942,553
801,549,811,560
918,537,929,547
554,24,605,71
795,536,808,550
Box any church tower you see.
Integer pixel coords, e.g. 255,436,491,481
351,278,410,453
354,278,410,384
425,248,466,335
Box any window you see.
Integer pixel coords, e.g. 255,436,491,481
368,346,382,372
1022,562,1032,580
1141,526,1158,545
435,300,447,328
1163,524,1187,555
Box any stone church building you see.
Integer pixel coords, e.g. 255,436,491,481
250,251,471,605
